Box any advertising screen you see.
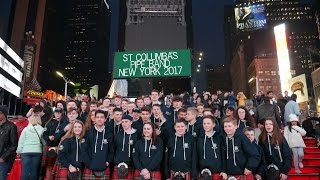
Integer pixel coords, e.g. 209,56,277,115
113,49,191,79
235,3,267,32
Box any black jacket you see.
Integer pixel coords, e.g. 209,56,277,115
222,129,260,175
132,137,163,171
43,119,63,147
186,119,203,138
255,104,281,126
259,135,292,175
0,121,18,161
78,111,88,123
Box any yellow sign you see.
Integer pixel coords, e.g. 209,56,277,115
26,90,44,97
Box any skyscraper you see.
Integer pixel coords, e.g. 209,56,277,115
62,0,111,96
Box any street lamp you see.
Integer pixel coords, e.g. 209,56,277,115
56,71,75,100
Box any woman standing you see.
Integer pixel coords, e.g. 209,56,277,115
132,122,163,180
235,107,256,131
52,120,87,179
84,110,96,131
259,117,292,180
284,114,306,173
17,115,44,180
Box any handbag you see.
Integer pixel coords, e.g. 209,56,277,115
200,168,212,180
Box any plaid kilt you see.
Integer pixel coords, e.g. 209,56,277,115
133,170,161,180
51,162,83,180
198,173,221,180
170,171,191,180
82,167,111,180
41,146,57,167
112,166,135,180
227,174,254,180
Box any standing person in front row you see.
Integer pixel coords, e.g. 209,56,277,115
112,115,140,179
197,115,227,180
259,117,292,180
284,114,306,174
17,115,44,180
166,118,197,180
52,120,87,180
83,110,113,179
223,117,260,180
132,122,163,180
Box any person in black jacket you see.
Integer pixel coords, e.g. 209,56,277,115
197,115,227,179
106,108,123,136
0,105,18,180
255,96,281,128
52,120,87,179
132,122,163,180
78,101,89,123
185,107,203,138
222,117,260,179
166,118,197,180
243,127,266,180
83,109,114,179
112,115,140,179
259,117,292,180
235,107,256,132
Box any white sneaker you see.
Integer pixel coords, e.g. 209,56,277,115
299,162,304,168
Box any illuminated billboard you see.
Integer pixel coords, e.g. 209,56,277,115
235,3,267,32
274,23,291,93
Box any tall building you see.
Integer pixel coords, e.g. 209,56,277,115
62,0,111,97
206,65,230,92
118,0,193,96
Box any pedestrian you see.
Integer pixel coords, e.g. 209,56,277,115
235,107,256,131
222,117,260,179
112,115,140,179
165,119,198,179
52,120,86,180
259,117,292,180
106,108,123,135
236,92,247,107
17,114,44,180
0,105,18,180
197,115,227,180
11,115,29,139
78,101,89,123
82,110,113,179
284,114,306,174
284,94,301,124
132,122,163,180
255,96,281,128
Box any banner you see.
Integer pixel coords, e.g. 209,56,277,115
288,74,308,103
113,49,191,78
235,3,267,32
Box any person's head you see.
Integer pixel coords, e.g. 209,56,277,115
177,108,187,119
121,99,128,110
243,127,255,142
67,100,78,110
223,117,237,137
54,107,63,120
267,91,274,99
174,118,187,136
259,117,283,145
39,100,47,108
151,89,160,102
72,120,85,137
196,103,205,114
284,91,288,96
226,106,235,117
108,104,116,115
152,104,162,116
103,98,111,107
121,115,133,131
203,108,214,116
28,114,42,126
172,96,183,109
17,115,25,122
113,108,123,122
33,105,44,116
196,96,202,104
128,102,136,113
56,100,65,110
186,107,198,122
89,110,96,123
114,95,122,107
80,101,88,112
67,107,78,123
143,96,151,106
132,108,141,120
0,105,8,122
95,109,106,126
236,107,247,120
135,97,145,108
89,101,98,111
203,115,216,132
291,94,297,102
289,114,299,126
143,122,158,144
141,106,151,123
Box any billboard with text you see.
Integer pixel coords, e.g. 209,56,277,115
235,3,267,32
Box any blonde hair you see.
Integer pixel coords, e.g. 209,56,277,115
28,115,42,126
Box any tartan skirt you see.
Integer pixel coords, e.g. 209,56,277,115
133,170,161,180
112,166,135,180
41,146,57,167
82,167,111,180
198,172,221,180
51,162,82,180
170,171,191,180
227,174,254,180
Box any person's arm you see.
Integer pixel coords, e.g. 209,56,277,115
26,108,33,118
294,104,301,116
242,135,260,172
292,126,306,136
1,125,18,161
280,139,293,174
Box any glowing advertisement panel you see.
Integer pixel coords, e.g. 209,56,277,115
288,74,308,103
0,38,24,68
0,73,21,97
235,3,267,32
274,23,291,93
0,54,23,82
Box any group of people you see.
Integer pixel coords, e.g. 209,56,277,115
0,89,309,180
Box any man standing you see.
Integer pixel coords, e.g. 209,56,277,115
0,105,18,179
284,94,301,124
